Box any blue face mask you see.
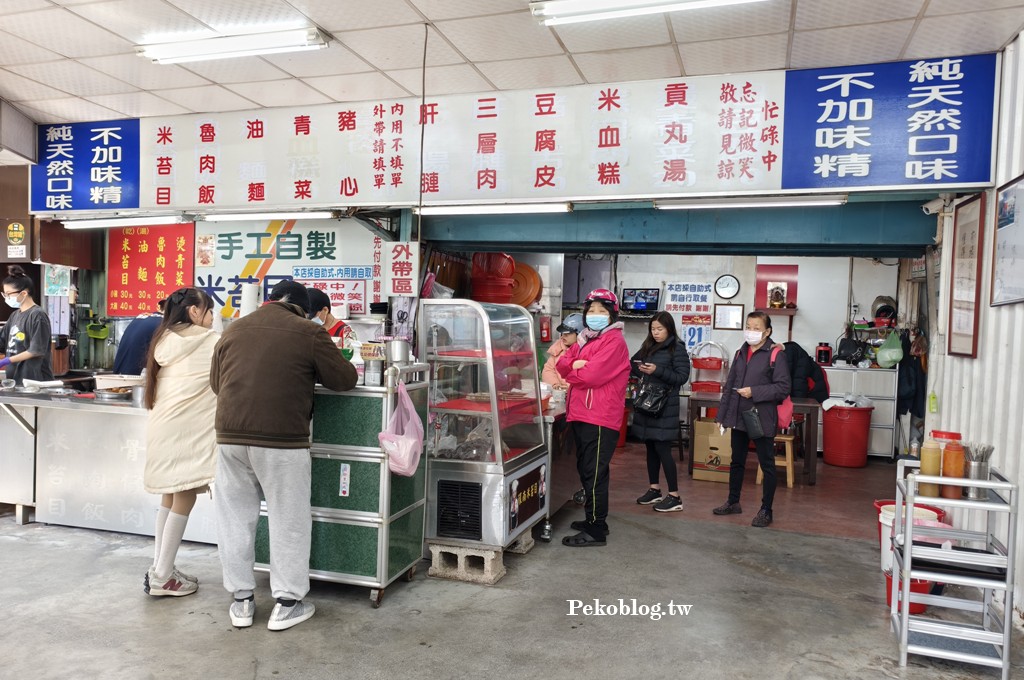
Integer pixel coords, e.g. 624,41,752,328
310,315,325,326
586,316,610,331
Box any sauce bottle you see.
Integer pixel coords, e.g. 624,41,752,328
941,440,965,499
918,439,941,497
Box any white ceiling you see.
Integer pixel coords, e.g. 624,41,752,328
0,0,1022,126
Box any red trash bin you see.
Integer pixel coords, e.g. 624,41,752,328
823,405,874,467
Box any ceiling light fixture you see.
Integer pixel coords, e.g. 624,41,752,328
199,211,338,222
655,195,848,210
414,203,572,216
530,0,770,26
138,28,330,65
62,215,191,230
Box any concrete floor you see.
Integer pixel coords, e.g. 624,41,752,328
2,443,1021,680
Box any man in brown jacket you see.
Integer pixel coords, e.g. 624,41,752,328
211,280,356,631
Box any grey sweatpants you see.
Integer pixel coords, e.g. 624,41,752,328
215,444,312,601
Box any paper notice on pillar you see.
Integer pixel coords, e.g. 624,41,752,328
663,282,712,350
383,241,419,297
7,245,26,259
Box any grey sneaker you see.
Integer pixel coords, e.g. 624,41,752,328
144,567,196,594
230,596,255,628
268,600,315,631
636,488,664,505
654,495,683,512
752,507,773,528
712,501,742,515
147,567,198,597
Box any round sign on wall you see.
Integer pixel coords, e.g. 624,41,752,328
7,222,25,245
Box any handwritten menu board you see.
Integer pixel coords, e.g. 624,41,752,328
106,223,196,316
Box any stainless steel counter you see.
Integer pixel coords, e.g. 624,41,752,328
0,390,218,543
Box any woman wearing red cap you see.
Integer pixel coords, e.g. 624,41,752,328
556,289,630,547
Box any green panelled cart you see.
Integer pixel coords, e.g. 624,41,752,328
254,363,429,608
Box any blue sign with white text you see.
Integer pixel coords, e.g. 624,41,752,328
30,119,141,212
781,53,997,190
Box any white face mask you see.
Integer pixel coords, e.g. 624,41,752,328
744,329,764,345
4,293,21,309
311,314,325,326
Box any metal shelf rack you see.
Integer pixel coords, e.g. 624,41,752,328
889,459,1017,679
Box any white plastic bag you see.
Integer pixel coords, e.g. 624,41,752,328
379,382,424,476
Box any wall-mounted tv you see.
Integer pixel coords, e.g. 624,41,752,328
621,288,661,312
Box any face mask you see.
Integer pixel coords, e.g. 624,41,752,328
4,294,21,309
744,329,764,345
311,315,325,326
586,316,610,331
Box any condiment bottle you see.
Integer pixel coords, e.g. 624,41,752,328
909,439,919,458
941,440,966,499
918,439,941,497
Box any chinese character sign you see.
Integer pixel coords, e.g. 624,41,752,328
106,223,195,316
31,119,141,212
663,282,712,350
384,242,420,297
192,219,380,317
781,53,996,189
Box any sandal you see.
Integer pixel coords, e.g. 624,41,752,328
561,531,606,547
571,520,610,535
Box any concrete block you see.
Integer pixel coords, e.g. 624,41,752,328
427,541,506,585
505,533,535,555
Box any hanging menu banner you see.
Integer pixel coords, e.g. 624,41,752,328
29,53,997,214
106,223,195,316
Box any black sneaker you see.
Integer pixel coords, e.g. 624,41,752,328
752,507,773,528
654,495,683,512
636,488,664,505
712,501,742,515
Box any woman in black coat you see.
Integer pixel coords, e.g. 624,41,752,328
630,312,691,512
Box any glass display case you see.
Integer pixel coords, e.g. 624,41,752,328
419,300,548,548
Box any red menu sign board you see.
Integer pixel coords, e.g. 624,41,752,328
106,223,196,316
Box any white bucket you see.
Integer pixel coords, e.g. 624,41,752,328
878,505,944,571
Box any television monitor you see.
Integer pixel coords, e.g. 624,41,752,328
621,288,661,312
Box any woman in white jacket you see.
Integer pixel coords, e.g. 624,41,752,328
142,288,218,597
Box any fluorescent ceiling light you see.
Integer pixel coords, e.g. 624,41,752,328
530,0,769,26
656,195,848,210
62,215,190,230
200,211,337,222
414,204,571,216
138,28,329,65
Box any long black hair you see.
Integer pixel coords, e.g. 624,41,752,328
638,311,679,359
3,265,33,297
143,287,213,408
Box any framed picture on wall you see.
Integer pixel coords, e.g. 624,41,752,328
991,172,1024,306
713,303,744,330
948,192,985,357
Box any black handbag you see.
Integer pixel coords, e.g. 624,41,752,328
740,407,766,439
634,377,669,417
835,337,866,363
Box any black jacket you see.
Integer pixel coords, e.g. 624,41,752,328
717,342,791,438
783,341,828,404
629,337,690,441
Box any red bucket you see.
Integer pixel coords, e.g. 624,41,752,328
884,571,931,614
823,405,873,467
618,407,629,448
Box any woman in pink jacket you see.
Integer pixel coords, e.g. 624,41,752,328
556,289,630,547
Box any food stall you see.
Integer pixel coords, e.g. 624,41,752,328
255,364,428,608
419,300,548,551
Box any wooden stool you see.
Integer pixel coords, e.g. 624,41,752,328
756,434,795,488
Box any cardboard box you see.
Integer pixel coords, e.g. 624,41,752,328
692,418,732,483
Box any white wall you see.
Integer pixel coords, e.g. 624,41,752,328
758,256,901,352
926,34,1024,622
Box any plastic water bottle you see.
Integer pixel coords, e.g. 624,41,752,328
909,439,920,458
928,390,938,413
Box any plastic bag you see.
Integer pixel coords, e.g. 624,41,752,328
876,332,903,368
378,382,424,476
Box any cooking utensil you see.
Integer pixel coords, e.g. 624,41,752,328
95,388,132,401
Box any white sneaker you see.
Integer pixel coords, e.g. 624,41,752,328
147,567,198,597
229,597,255,628
267,600,315,631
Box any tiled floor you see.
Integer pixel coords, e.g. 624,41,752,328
603,438,898,543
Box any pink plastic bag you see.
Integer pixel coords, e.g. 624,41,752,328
378,382,424,477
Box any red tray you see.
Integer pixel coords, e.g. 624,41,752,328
691,381,722,393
